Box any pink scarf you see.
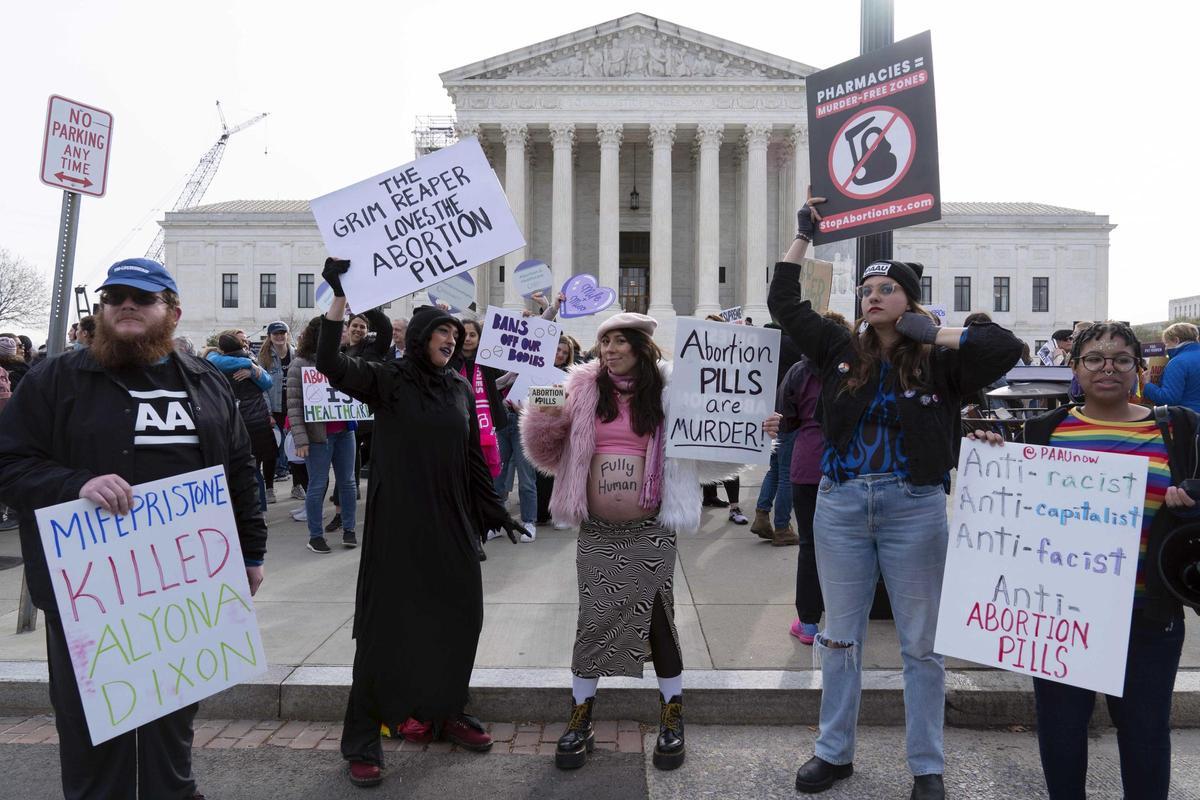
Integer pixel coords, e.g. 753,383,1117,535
463,364,501,477
609,371,665,510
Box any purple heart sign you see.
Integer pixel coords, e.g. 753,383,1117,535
427,271,476,313
560,274,618,319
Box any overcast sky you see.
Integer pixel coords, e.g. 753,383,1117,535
2,0,1194,341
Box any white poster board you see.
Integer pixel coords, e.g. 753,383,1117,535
301,367,373,422
309,137,525,312
718,306,745,324
475,306,559,374
507,366,568,405
666,318,780,465
35,466,267,745
928,304,948,324
514,259,554,299
427,271,476,313
934,439,1148,696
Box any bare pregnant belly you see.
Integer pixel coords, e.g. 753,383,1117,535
587,454,649,523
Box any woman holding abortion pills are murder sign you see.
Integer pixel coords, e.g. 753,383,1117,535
315,258,526,789
968,321,1200,800
766,198,1023,799
522,313,736,772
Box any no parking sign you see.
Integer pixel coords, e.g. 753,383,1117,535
806,31,940,243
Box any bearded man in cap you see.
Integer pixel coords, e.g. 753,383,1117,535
0,257,267,800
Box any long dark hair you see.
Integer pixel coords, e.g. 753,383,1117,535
295,316,323,360
595,328,665,437
844,305,937,395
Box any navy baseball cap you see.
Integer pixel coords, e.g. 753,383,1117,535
98,258,178,294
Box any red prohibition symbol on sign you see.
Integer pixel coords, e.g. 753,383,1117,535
827,105,916,200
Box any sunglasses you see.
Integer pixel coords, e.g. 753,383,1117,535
99,288,165,307
855,282,901,300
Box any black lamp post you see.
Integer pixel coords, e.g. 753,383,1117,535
629,143,640,210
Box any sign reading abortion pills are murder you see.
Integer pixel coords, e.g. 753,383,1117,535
309,137,525,312
507,366,568,405
301,367,372,422
666,318,779,466
34,466,267,745
475,306,559,374
934,439,1149,696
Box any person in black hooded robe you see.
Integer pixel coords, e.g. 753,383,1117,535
314,259,525,789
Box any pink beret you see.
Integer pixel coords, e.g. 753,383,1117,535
595,312,657,341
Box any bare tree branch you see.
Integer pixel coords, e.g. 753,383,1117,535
0,249,51,327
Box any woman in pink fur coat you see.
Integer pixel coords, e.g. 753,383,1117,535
522,312,733,774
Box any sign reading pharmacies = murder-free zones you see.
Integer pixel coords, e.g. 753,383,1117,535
933,439,1149,696
806,31,940,244
475,306,560,375
666,319,780,466
35,466,267,745
301,367,373,422
308,137,526,312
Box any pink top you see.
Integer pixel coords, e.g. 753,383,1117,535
594,396,652,456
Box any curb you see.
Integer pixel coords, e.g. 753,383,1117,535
2,662,1198,727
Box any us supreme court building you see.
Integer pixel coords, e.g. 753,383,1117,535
163,14,1113,352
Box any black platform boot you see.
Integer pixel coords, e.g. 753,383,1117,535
653,695,685,770
555,697,595,770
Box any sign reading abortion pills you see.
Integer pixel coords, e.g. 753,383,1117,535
666,318,779,466
934,439,1149,696
34,466,267,744
475,306,559,374
309,137,525,312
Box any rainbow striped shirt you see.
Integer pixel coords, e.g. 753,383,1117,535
1048,409,1172,603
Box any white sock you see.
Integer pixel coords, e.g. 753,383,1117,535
572,676,599,705
657,674,683,702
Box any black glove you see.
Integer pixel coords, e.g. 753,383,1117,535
322,257,351,298
895,311,939,344
498,517,525,544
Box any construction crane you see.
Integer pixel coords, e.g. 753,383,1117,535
143,100,269,262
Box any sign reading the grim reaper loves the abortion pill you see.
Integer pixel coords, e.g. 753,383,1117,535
934,439,1148,696
667,319,779,466
34,466,267,744
309,138,525,312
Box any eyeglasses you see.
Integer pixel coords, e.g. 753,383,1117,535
855,283,901,300
1077,353,1138,373
99,288,165,307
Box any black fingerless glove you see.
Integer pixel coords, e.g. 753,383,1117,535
795,206,818,243
322,257,350,298
895,312,939,344
499,517,525,544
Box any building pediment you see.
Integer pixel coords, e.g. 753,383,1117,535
440,13,815,83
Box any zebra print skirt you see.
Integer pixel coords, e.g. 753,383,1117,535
571,515,680,678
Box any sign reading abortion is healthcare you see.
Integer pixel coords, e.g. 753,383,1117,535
35,466,267,744
309,137,525,312
934,439,1148,696
806,31,941,243
302,367,373,422
666,318,779,466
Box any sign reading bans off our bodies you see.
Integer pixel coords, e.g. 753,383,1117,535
309,138,525,312
806,31,940,244
933,440,1149,696
474,306,560,375
302,367,372,423
666,319,779,466
35,466,267,744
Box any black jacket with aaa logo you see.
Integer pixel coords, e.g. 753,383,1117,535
0,347,267,612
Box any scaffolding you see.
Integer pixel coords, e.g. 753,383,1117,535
413,116,458,157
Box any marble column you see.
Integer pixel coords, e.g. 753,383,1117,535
694,123,723,317
597,123,623,315
456,122,491,309
743,124,771,322
776,138,796,258
549,123,575,295
648,123,676,319
501,123,528,309
791,125,810,233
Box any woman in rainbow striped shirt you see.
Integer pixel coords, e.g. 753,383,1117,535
971,320,1199,800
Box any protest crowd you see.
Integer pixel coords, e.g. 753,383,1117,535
1,188,1199,800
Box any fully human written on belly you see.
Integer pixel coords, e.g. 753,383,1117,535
587,454,649,524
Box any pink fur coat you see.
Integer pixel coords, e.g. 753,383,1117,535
521,359,736,532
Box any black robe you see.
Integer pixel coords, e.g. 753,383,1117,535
316,315,509,722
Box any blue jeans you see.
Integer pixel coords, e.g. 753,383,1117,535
1034,609,1185,800
495,407,537,524
305,430,357,538
756,429,797,528
811,473,948,776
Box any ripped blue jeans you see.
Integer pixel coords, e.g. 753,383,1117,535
811,473,948,776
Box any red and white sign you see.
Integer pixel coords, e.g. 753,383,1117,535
828,105,915,201
40,95,114,197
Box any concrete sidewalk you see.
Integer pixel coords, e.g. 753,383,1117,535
1,469,1197,724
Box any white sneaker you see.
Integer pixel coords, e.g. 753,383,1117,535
290,508,307,522
519,522,536,543
553,521,571,530
486,528,503,541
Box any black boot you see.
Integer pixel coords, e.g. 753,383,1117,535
910,774,944,800
555,697,595,770
795,755,853,793
652,695,685,770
